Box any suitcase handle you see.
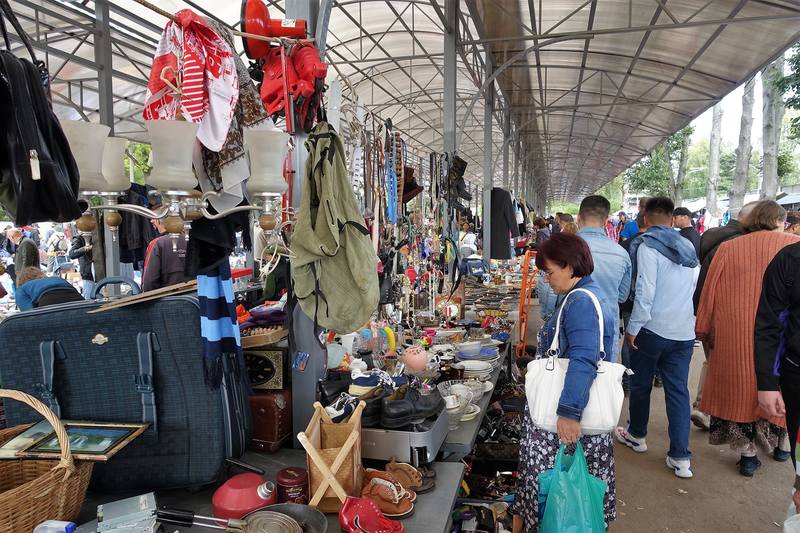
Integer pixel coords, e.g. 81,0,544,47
91,276,141,299
225,457,265,476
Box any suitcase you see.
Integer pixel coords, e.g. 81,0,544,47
249,389,292,452
0,293,251,491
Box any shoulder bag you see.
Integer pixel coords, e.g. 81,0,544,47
0,0,82,225
525,288,628,435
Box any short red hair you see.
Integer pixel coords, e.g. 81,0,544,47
534,232,594,278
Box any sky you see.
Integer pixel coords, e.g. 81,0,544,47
690,73,765,151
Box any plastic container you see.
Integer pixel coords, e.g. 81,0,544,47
33,521,76,533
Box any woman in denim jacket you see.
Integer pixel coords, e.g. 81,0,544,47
512,232,617,533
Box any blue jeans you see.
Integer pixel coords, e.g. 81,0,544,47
627,328,693,460
82,279,95,300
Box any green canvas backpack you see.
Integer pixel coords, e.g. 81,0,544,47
290,122,379,333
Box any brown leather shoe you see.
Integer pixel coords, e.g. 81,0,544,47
386,457,434,494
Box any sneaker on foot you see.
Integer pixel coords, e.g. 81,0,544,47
666,456,693,479
614,427,648,452
773,447,791,462
690,409,710,431
737,455,762,477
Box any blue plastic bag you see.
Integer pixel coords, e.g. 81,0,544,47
537,442,607,533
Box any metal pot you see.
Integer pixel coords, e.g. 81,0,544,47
156,503,327,533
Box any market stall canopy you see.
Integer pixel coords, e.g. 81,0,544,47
4,0,800,198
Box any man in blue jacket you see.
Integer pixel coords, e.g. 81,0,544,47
615,197,699,479
576,195,632,361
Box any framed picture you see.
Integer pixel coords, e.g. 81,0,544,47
12,421,148,462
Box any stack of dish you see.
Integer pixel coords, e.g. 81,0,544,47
453,360,493,381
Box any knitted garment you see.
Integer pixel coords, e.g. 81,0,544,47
143,9,238,152
696,231,800,424
198,261,245,388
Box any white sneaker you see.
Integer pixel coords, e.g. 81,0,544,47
614,427,648,452
691,409,710,430
666,456,693,479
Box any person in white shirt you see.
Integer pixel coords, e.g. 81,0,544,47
458,222,477,257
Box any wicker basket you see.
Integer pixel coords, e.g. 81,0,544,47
0,389,94,531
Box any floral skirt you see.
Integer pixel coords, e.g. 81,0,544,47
512,407,616,532
709,416,787,454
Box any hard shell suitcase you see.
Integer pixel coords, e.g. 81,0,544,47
0,294,251,491
249,389,291,452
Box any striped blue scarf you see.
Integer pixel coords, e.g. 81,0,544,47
198,261,245,388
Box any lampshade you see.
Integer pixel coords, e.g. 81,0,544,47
244,129,289,195
146,120,199,191
100,137,130,192
60,120,111,192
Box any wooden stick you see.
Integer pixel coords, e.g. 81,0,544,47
88,280,198,314
132,0,315,45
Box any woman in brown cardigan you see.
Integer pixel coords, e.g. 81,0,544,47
696,201,799,476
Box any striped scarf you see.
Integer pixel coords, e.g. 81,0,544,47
198,261,245,388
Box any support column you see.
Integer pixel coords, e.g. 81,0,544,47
95,1,119,291
443,0,458,240
483,51,494,262
503,112,510,189
94,2,114,134
289,0,327,448
287,0,327,209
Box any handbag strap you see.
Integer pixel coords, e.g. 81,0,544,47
0,0,37,63
547,287,605,359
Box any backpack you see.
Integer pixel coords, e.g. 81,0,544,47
291,122,379,333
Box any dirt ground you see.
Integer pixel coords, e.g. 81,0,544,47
612,344,795,533
524,304,795,533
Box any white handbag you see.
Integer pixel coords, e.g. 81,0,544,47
525,288,627,435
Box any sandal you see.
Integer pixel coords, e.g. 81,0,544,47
386,457,435,494
361,478,415,519
365,469,417,502
339,496,405,532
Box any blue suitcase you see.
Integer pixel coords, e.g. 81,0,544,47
0,292,250,491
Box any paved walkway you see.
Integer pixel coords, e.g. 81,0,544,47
524,302,794,532
613,344,794,532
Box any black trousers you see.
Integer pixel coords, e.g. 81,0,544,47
780,360,800,484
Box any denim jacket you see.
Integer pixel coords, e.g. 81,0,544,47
536,275,616,421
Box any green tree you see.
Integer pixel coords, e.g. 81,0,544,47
778,43,800,140
123,143,152,186
624,126,693,202
594,174,625,212
547,201,579,215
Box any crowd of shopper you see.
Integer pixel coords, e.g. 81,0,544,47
513,193,800,532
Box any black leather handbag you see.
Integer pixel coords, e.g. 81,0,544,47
0,0,82,225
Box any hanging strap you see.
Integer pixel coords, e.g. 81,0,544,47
0,0,37,62
135,332,159,432
38,341,62,417
547,288,605,359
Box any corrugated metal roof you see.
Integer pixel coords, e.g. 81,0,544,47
5,0,800,198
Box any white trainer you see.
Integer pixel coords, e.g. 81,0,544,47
614,427,648,452
666,456,693,479
691,409,710,430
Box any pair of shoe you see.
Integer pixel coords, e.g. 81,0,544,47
349,369,408,396
381,386,445,429
361,470,415,519
736,448,791,477
360,386,394,428
339,496,405,532
325,393,359,423
614,427,693,479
